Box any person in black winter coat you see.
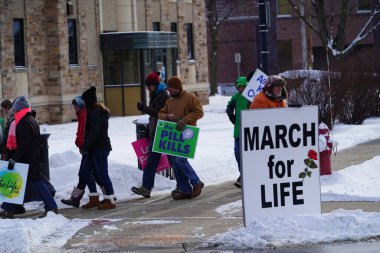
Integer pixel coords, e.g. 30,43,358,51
1,96,58,218
131,72,170,198
80,87,116,210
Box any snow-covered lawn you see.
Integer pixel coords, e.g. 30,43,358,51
1,95,380,251
207,209,380,250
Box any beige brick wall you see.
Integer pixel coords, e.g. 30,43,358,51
0,0,102,124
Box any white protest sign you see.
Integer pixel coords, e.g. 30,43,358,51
0,160,29,204
242,69,268,102
241,106,321,225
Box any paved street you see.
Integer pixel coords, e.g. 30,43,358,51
21,138,380,252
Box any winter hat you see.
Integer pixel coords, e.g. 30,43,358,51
235,76,247,88
13,96,30,112
72,96,85,110
145,72,160,86
167,76,183,90
82,87,97,107
263,75,286,92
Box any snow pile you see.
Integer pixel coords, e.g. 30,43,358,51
207,209,380,250
333,118,380,150
321,156,380,201
0,213,88,253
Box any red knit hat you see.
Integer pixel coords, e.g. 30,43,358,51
145,72,160,86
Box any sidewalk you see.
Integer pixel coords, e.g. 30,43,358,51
48,139,380,252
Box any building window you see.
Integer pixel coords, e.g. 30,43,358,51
68,19,78,65
186,23,194,60
170,23,178,60
277,0,291,16
357,0,371,12
13,19,25,67
277,40,293,71
152,22,161,31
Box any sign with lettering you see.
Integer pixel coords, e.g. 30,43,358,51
153,120,199,159
241,106,321,225
242,69,268,102
131,137,170,172
0,161,29,204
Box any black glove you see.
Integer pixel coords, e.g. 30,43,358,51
288,104,303,108
137,102,146,111
8,159,15,170
226,102,236,125
176,119,187,131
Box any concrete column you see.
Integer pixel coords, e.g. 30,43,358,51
116,0,135,32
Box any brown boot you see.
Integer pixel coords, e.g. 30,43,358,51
82,193,100,209
97,195,116,210
192,181,204,198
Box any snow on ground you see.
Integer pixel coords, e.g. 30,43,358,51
126,219,181,225
0,213,88,253
215,200,242,217
39,94,380,204
321,156,380,201
207,209,380,250
2,95,379,251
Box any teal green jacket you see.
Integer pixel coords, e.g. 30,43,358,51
226,93,250,138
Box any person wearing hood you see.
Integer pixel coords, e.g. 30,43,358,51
250,75,287,109
80,87,116,210
1,96,59,218
131,72,170,198
226,76,251,188
158,76,204,200
61,96,105,208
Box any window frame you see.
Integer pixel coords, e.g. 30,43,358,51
357,0,372,13
13,19,26,67
68,19,79,65
186,23,195,60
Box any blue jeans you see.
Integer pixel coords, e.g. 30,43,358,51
3,180,58,212
82,150,114,195
234,138,241,181
142,141,162,190
168,156,200,194
77,154,103,190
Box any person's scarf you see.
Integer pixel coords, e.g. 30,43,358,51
6,108,32,150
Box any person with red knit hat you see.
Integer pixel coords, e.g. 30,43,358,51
158,76,204,200
131,72,170,198
250,75,288,109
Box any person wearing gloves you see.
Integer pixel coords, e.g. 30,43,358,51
61,96,105,208
158,76,204,200
1,96,58,218
80,87,116,210
226,76,251,188
131,72,170,198
250,75,287,109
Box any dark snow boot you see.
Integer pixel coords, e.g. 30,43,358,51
131,186,151,198
0,211,15,219
61,187,84,208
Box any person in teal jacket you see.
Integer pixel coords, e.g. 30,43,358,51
226,76,250,188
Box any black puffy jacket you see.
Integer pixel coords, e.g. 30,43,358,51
82,105,112,151
12,112,43,181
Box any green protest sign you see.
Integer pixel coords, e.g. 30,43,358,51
153,120,199,159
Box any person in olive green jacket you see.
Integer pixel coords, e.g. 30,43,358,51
226,76,250,188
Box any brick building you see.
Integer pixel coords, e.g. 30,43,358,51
0,0,102,124
0,0,209,123
211,0,380,84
